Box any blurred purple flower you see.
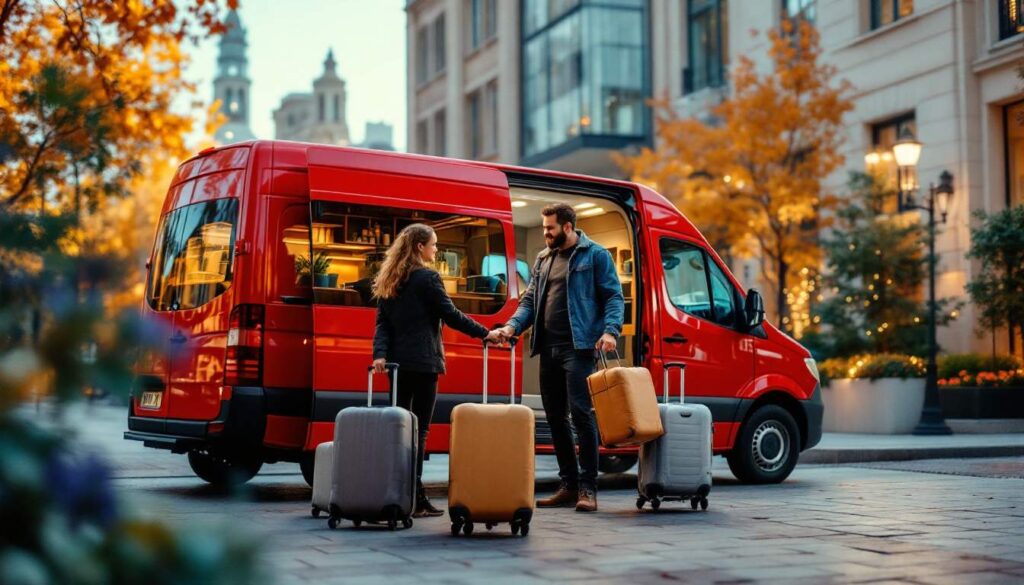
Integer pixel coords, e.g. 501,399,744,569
44,451,117,529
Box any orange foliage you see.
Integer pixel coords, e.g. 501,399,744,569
618,20,854,328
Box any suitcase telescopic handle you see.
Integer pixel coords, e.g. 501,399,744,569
664,362,686,404
366,363,399,407
597,348,622,370
482,337,518,405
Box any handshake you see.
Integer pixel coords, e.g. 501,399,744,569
484,325,515,345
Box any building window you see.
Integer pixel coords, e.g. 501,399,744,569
865,112,916,210
433,15,446,75
783,0,816,23
522,0,648,158
318,94,325,122
468,90,482,158
416,26,429,84
416,120,429,154
1005,100,1024,206
687,0,728,94
468,0,498,51
485,80,499,155
1000,0,1024,40
871,0,913,30
333,95,340,123
433,109,446,156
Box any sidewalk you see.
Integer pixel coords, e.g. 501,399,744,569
801,431,1024,464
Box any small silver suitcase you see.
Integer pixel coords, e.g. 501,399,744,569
328,363,417,530
637,362,712,512
310,441,333,517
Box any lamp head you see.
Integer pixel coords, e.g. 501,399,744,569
892,127,922,168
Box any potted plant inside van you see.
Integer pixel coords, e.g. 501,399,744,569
819,354,926,434
295,251,332,287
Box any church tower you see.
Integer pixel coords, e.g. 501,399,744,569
308,49,350,145
213,9,255,144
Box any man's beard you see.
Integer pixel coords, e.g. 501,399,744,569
547,230,567,249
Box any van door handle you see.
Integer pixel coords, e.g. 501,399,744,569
664,334,689,345
169,331,187,344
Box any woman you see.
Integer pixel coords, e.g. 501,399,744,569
371,223,501,517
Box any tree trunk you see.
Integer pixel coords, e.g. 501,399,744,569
776,256,789,331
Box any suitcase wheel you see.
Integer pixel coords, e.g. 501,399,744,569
635,497,645,510
450,522,461,536
388,519,398,531
353,519,362,528
520,522,529,537
328,516,339,530
462,522,474,536
485,523,495,531
700,497,709,511
690,497,699,510
402,517,413,529
312,506,321,518
650,497,661,511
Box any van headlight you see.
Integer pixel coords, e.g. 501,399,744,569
804,358,820,382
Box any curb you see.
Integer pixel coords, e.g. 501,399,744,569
800,444,1024,464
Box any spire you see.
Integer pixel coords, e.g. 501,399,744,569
323,49,337,75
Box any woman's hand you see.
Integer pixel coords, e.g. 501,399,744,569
484,329,505,344
372,358,388,374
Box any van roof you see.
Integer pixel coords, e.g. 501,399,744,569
179,140,698,238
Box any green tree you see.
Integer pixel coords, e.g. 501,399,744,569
966,206,1024,359
808,172,957,358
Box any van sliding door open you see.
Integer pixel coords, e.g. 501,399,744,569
302,148,520,452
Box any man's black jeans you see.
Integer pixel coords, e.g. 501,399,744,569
539,345,599,490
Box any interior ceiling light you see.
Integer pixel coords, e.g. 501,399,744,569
579,207,605,217
511,200,528,208
574,202,596,210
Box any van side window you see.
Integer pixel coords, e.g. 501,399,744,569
707,258,739,327
275,203,313,300
660,239,712,321
309,201,508,315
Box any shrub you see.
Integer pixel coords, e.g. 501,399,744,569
938,353,1022,379
938,368,1024,388
819,353,925,381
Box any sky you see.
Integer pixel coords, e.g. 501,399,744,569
180,0,408,151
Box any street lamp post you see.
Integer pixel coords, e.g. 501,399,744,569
892,128,954,436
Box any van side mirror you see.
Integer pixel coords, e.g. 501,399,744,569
744,288,765,330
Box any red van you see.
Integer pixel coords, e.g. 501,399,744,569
126,141,823,486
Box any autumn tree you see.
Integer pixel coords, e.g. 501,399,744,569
618,19,854,330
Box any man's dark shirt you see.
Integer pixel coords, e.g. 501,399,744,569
538,244,575,349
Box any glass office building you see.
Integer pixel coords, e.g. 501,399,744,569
521,0,650,171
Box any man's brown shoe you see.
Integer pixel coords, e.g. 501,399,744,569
536,485,579,508
575,487,597,512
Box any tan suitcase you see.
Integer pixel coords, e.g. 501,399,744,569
587,353,664,447
448,340,535,537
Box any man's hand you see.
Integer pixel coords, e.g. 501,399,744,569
498,325,515,341
372,358,387,374
595,333,617,353
484,329,505,344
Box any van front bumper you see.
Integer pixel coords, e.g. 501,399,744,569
801,383,824,450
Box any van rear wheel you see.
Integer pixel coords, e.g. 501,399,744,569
299,454,315,488
727,405,800,484
188,450,262,487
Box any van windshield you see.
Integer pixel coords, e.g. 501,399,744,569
147,198,238,311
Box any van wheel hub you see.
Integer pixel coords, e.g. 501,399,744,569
751,422,788,472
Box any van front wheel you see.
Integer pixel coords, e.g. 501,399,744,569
598,454,638,474
727,405,800,484
299,454,315,487
188,450,262,487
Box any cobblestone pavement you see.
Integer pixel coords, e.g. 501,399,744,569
37,403,1024,584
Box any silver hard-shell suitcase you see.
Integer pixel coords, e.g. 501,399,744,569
637,362,712,511
328,363,417,530
310,441,333,518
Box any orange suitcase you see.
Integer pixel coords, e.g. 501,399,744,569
448,339,535,537
587,352,664,447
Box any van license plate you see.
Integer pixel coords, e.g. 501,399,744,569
139,391,162,409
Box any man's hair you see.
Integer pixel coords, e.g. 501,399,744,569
540,203,576,229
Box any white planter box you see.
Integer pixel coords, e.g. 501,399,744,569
822,378,926,434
